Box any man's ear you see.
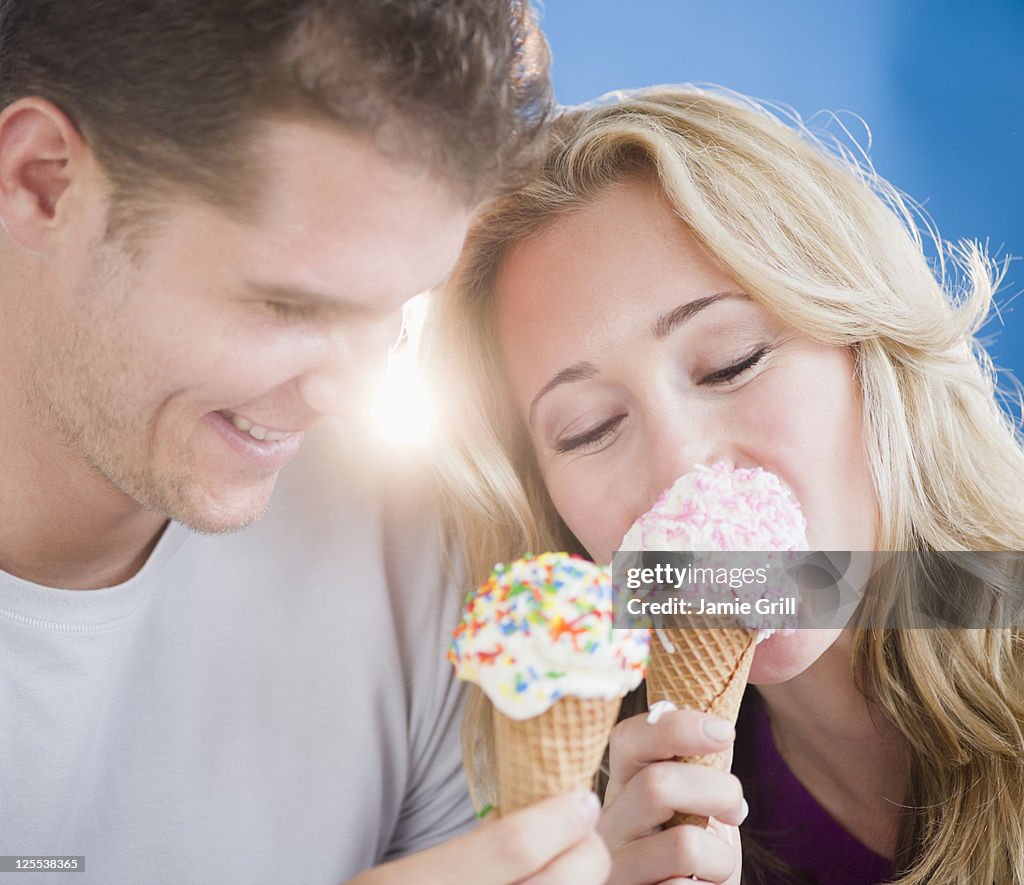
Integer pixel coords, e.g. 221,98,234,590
0,97,90,253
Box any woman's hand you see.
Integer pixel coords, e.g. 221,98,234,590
348,790,611,885
598,703,746,884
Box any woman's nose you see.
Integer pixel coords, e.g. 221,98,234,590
644,407,733,506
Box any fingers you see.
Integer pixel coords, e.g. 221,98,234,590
599,762,746,844
606,824,738,885
606,706,734,800
658,880,718,885
461,790,604,885
361,791,604,885
520,830,611,885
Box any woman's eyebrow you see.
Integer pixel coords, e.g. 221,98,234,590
527,290,750,427
528,361,599,427
652,290,749,339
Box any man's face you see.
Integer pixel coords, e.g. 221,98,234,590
28,119,471,533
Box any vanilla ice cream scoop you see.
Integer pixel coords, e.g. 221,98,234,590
449,552,650,719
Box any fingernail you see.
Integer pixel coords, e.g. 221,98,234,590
578,790,601,823
646,700,677,724
702,717,734,742
739,798,749,824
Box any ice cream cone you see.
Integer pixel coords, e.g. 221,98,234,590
450,553,649,817
645,620,755,828
495,695,622,815
619,463,808,830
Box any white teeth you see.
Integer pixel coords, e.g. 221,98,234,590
226,411,292,442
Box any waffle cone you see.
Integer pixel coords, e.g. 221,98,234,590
494,695,622,815
645,621,755,828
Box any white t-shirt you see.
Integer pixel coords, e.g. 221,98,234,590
0,425,476,884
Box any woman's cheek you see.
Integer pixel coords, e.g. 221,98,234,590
544,469,616,562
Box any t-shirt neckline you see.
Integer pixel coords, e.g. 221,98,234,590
0,520,190,632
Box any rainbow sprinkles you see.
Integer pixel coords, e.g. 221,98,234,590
449,552,650,720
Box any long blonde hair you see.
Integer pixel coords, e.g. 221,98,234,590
422,85,1024,883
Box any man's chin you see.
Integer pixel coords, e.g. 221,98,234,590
158,478,277,535
175,504,270,536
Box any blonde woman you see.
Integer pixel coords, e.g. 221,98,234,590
423,86,1024,884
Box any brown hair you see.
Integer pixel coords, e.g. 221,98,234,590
0,0,552,218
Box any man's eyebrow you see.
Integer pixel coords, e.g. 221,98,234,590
652,290,749,340
245,280,379,318
528,361,599,427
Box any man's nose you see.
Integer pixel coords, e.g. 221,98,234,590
297,314,401,418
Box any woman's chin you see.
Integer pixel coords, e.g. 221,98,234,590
748,628,843,684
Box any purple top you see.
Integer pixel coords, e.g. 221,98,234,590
733,691,893,884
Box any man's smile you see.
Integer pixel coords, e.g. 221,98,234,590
217,409,300,443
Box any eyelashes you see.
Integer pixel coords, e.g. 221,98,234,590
555,414,626,454
264,300,312,323
700,345,769,384
553,346,771,454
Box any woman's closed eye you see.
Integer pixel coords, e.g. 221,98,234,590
701,345,770,385
552,347,771,454
555,414,626,454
